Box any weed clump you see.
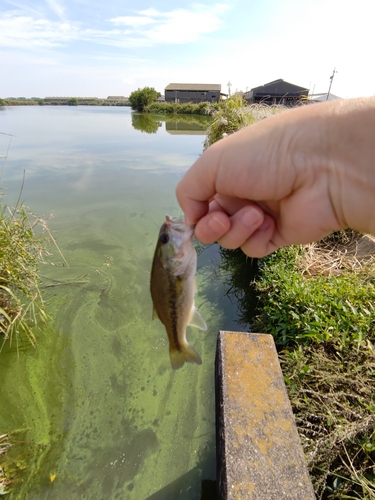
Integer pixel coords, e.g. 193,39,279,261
280,342,375,499
0,200,51,348
0,431,27,494
203,99,288,150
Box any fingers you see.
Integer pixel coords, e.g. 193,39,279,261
217,206,264,249
194,205,265,248
193,204,280,258
194,211,230,244
240,215,279,258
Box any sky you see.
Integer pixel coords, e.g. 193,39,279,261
0,0,374,99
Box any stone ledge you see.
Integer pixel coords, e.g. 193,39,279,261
215,331,316,500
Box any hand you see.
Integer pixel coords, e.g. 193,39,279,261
176,97,375,257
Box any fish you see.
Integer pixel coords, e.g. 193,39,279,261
150,215,207,369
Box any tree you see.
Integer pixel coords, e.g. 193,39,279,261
129,87,160,112
67,97,79,106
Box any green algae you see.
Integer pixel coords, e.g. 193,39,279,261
0,107,242,499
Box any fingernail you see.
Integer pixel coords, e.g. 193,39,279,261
207,214,228,233
241,208,263,228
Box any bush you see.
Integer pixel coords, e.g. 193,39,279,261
203,96,255,149
146,101,216,115
129,87,160,112
67,97,78,106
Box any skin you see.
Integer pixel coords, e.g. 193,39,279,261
176,97,375,258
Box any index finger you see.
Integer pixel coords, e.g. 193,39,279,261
176,145,221,225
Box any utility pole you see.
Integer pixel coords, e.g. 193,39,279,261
326,68,337,101
227,81,232,97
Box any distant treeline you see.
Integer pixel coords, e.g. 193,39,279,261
0,97,131,106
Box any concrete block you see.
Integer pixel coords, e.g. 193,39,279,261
215,331,316,500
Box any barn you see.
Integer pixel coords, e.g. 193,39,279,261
243,79,309,106
164,83,222,103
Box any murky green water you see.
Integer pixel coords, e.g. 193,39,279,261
0,106,245,499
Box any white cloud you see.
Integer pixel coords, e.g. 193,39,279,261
0,3,231,49
138,8,160,17
109,15,156,27
145,5,228,43
45,0,65,19
110,4,231,44
0,13,79,47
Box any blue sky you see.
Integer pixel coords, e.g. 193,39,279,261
0,0,374,99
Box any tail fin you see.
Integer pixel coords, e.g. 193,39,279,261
169,343,202,370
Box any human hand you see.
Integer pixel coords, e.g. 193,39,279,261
176,98,375,257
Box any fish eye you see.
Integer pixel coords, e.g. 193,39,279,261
160,233,169,244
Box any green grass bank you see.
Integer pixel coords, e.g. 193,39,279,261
208,100,375,499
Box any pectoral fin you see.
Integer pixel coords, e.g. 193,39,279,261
188,307,207,331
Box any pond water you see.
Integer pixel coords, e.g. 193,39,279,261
0,106,247,499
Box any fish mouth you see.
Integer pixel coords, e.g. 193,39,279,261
165,214,195,233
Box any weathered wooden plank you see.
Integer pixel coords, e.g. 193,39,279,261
215,331,316,500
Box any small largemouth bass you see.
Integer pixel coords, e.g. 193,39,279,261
150,215,207,369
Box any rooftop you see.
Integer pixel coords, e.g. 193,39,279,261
165,83,221,91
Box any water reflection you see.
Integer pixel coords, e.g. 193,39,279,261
132,113,162,134
131,112,212,135
165,121,207,135
218,248,259,328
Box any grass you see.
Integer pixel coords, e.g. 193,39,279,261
253,232,375,349
0,431,28,495
206,99,375,498
280,341,375,499
253,233,375,498
0,198,54,350
203,99,288,150
221,230,375,500
0,133,65,349
220,232,375,499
